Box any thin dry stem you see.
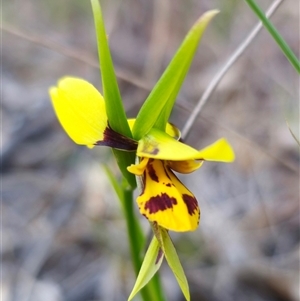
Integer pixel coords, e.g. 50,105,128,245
181,0,284,140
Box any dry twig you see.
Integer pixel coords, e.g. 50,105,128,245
181,0,284,139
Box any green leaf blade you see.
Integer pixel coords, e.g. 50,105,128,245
103,164,124,204
91,0,136,187
245,0,300,74
91,0,132,137
132,10,219,140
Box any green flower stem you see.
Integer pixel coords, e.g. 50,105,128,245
149,272,166,301
123,188,144,274
244,0,300,73
123,188,166,301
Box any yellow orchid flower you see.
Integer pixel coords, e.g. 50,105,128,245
49,77,235,232
127,129,234,232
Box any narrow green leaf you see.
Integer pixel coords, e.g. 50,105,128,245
91,0,132,136
128,236,164,301
103,164,124,203
91,0,136,187
132,10,219,140
245,0,300,74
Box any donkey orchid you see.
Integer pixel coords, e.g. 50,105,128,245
49,77,234,232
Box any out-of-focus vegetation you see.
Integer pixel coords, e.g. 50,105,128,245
2,1,299,300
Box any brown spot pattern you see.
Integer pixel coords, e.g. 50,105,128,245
145,193,177,214
182,194,198,216
150,148,159,155
148,161,159,182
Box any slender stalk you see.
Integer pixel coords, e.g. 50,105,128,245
245,0,300,74
181,0,283,139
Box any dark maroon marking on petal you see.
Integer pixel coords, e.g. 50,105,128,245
150,148,159,155
155,248,164,264
165,183,172,187
95,125,138,151
182,194,198,216
144,193,177,214
147,161,159,182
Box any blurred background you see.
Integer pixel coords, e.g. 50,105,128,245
2,0,299,300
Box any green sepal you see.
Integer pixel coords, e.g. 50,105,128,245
153,224,190,301
128,236,164,301
132,10,219,140
91,0,136,186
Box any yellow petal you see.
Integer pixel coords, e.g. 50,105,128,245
196,138,235,162
165,123,181,140
49,77,107,147
127,119,135,131
137,159,200,232
127,157,149,176
137,128,235,163
167,160,203,174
